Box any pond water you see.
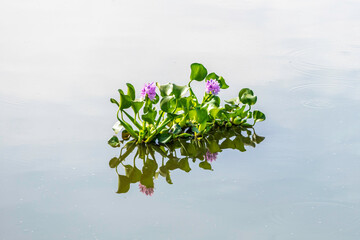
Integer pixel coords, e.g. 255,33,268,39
1,0,360,239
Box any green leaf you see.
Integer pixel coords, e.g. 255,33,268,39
209,107,221,119
158,132,172,144
191,126,200,134
112,121,123,134
239,88,257,106
108,136,120,148
122,130,130,140
152,94,160,104
118,89,132,110
205,72,219,80
253,110,266,124
160,96,176,113
218,76,229,89
241,94,257,105
190,63,208,81
143,97,152,113
225,97,239,105
131,99,144,114
172,84,189,98
142,108,157,125
110,98,119,107
126,83,136,100
198,122,207,132
179,96,194,113
157,83,173,97
239,88,254,98
117,119,138,139
171,124,182,135
116,175,130,194
199,161,212,170
189,107,208,123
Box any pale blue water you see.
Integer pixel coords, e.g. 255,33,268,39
1,0,360,239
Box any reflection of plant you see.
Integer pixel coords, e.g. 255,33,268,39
205,151,218,162
109,63,266,145
139,183,154,196
109,126,264,195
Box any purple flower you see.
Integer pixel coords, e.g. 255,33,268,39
139,183,154,196
205,150,218,162
205,79,220,95
140,82,157,100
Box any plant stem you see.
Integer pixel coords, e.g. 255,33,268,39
122,110,142,130
188,81,199,104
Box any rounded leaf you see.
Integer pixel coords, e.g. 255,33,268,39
157,83,173,97
118,89,132,110
160,96,176,113
172,84,189,98
126,83,136,100
253,110,266,123
190,63,208,81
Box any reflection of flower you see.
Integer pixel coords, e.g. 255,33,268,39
205,79,220,95
139,183,154,196
140,82,157,100
205,150,218,162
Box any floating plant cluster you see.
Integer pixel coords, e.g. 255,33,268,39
109,127,265,195
109,63,266,145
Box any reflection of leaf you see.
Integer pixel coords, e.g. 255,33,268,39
109,157,120,168
166,173,173,184
140,159,158,188
124,165,133,177
199,161,212,170
129,166,142,183
252,133,265,144
220,138,236,149
116,175,130,193
179,158,191,172
165,157,180,170
140,175,154,188
159,166,173,184
233,136,246,152
207,140,222,153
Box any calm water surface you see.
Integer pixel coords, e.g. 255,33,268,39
1,0,360,239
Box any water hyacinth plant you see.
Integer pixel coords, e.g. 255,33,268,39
109,63,266,145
